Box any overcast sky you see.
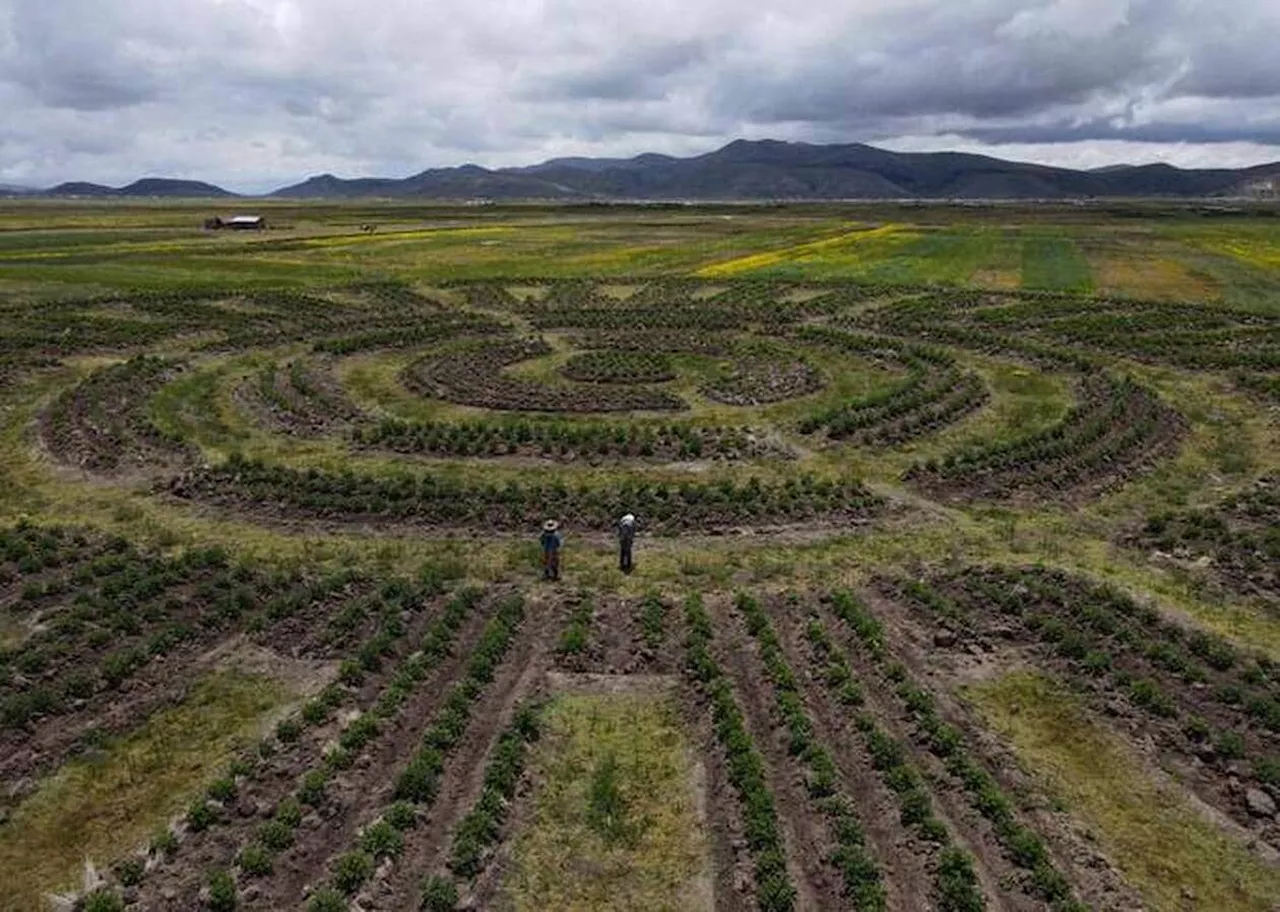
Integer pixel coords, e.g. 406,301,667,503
2,0,1279,192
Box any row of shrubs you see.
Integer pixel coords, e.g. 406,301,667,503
829,591,1088,910
173,455,883,532
87,572,465,908
684,594,798,912
733,594,888,909
301,595,527,909
802,615,983,911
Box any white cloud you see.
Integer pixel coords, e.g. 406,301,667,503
0,0,1277,191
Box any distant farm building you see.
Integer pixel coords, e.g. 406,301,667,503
205,215,266,230
1244,179,1277,200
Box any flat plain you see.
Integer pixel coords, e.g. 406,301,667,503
0,198,1278,912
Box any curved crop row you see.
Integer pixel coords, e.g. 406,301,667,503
403,338,687,413
1133,474,1280,602
560,350,675,384
703,355,825,406
797,328,989,445
311,311,504,355
241,358,361,435
41,355,194,473
863,290,1280,379
904,375,1185,501
169,456,882,532
353,416,785,462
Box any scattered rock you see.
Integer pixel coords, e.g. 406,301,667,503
1245,788,1277,818
933,630,958,648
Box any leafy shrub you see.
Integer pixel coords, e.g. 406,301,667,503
385,801,418,831
420,875,458,912
83,890,124,912
275,719,301,743
258,819,295,852
360,820,405,860
113,857,144,887
275,796,303,827
237,843,273,876
331,851,373,894
150,828,179,856
207,777,237,803
299,770,328,806
306,887,348,912
187,799,219,832
207,868,237,912
1215,730,1245,760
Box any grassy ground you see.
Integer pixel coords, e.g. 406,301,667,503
506,688,711,912
965,672,1280,912
0,671,292,911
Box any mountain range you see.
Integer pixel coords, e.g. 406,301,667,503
11,140,1280,201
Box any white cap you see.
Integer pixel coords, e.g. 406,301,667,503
621,514,635,525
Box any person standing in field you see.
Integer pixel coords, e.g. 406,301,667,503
540,520,562,581
617,513,636,574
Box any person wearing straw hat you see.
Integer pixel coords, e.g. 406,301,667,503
616,513,636,574
540,519,562,581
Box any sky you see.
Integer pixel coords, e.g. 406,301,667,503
2,0,1279,193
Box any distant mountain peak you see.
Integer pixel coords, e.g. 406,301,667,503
34,139,1280,201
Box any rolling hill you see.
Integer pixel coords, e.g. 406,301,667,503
270,139,1280,201
31,140,1280,200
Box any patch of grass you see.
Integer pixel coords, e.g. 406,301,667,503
965,671,1280,912
0,671,289,910
1021,236,1092,293
506,691,710,912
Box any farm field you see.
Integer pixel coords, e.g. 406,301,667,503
0,199,1278,912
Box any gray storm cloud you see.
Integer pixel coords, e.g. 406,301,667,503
1,0,1278,190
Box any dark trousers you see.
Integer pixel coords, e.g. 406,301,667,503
543,550,560,580
619,541,633,573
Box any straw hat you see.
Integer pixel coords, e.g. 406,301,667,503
543,519,559,532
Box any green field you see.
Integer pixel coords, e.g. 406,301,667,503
0,199,1278,912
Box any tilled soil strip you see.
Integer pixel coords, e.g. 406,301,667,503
703,595,840,911
129,592,480,910
855,590,1144,911
0,581,368,789
788,601,1030,912
180,598,504,912
359,599,562,910
683,683,755,912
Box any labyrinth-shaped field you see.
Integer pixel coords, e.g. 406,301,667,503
1,262,1279,912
